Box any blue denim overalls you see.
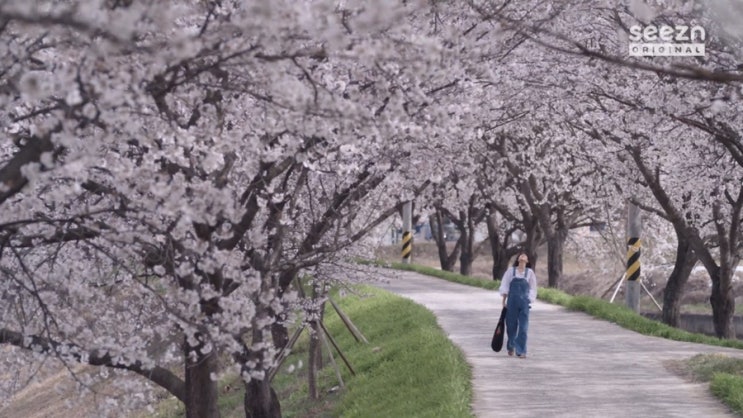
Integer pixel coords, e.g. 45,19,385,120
506,267,531,356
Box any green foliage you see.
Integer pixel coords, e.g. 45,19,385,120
680,354,743,415
147,283,473,417
685,354,743,382
711,373,743,414
535,286,573,305
566,296,743,350
323,286,474,418
216,376,246,417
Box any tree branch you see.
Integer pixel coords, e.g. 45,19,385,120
0,133,56,206
0,328,186,402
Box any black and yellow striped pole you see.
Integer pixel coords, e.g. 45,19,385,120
625,203,642,312
402,230,413,263
626,237,641,282
402,201,413,264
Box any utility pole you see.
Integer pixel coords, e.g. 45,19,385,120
402,201,413,264
626,202,642,312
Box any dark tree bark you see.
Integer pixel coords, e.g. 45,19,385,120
521,216,542,270
271,269,296,350
710,264,737,339
433,200,487,276
243,314,282,418
184,338,221,418
620,144,741,339
486,214,507,280
271,322,289,353
308,319,323,400
530,194,574,289
661,235,697,327
430,208,460,271
244,379,282,418
491,249,519,280
308,292,325,400
545,228,568,288
484,208,530,280
0,133,57,206
458,209,475,276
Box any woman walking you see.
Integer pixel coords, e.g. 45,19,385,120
499,252,538,358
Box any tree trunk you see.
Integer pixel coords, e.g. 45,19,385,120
244,379,282,418
307,297,325,400
458,222,473,276
430,210,459,271
244,293,283,418
661,237,696,327
485,213,520,280
184,338,220,418
492,254,513,280
431,213,448,270
487,216,506,280
710,266,736,339
546,229,568,288
271,270,295,349
271,322,289,353
522,219,541,269
624,146,739,338
308,320,322,399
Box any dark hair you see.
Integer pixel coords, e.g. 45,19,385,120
512,251,532,269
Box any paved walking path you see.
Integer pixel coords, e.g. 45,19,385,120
375,269,743,418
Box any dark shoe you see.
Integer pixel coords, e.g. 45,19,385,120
516,353,527,359
507,350,514,356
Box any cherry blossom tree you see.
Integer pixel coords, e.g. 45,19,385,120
573,69,742,336
475,0,743,84
3,5,742,418
482,0,743,332
425,166,489,276
0,1,472,416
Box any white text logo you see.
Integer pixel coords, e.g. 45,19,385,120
628,24,706,57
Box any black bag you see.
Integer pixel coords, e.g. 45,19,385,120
491,307,507,352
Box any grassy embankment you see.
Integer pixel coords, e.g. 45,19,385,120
149,285,473,417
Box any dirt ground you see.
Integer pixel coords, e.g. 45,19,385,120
0,353,110,418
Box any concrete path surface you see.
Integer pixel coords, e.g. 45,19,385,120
375,269,743,418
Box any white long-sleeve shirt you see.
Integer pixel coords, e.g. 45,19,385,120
499,267,538,303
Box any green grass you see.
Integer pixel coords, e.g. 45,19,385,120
565,296,743,349
677,354,743,415
270,328,342,418
321,286,473,417
711,373,743,414
370,260,501,291
536,286,574,306
270,285,474,417
685,354,743,381
274,273,471,416
147,285,473,417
